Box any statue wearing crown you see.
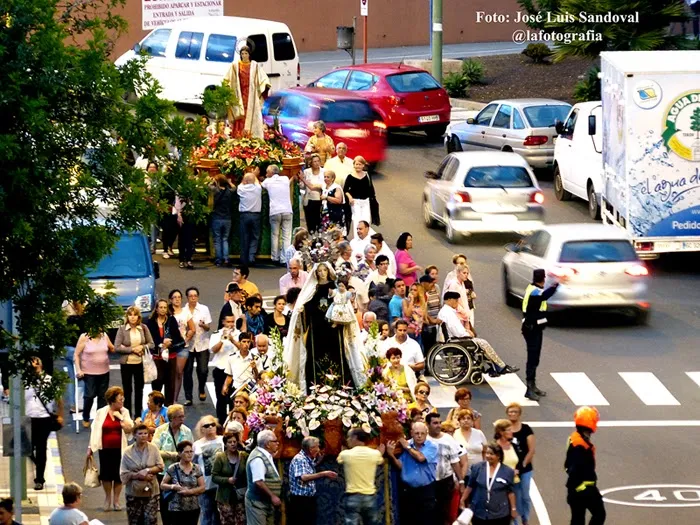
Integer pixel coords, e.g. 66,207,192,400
283,231,366,393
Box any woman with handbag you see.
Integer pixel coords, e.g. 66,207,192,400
115,306,155,420
344,156,380,234
25,356,64,491
88,386,134,511
211,432,248,525
160,440,206,522
147,299,185,404
120,423,164,525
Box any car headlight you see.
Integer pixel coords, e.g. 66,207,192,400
134,294,152,312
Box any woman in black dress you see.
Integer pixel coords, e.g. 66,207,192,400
343,156,377,232
265,295,290,338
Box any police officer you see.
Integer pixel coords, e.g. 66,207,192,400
565,406,606,525
521,268,561,401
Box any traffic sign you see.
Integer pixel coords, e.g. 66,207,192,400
360,0,368,16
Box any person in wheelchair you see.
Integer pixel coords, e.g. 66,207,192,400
438,291,518,377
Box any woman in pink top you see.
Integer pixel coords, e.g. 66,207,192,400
394,232,421,288
74,331,114,428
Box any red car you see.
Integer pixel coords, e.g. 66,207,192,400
308,63,451,139
262,87,388,168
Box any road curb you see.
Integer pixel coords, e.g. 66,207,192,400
450,98,486,110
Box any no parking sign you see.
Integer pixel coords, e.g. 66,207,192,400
360,0,368,16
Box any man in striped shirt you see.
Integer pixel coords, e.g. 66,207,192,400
287,437,338,524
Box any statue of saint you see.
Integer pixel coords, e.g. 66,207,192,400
224,45,271,139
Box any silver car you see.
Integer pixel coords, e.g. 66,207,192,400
445,98,572,169
502,224,651,323
422,151,545,243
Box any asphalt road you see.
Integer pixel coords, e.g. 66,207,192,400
58,132,700,524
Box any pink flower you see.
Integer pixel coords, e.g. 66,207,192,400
246,412,265,432
257,391,273,407
269,376,284,389
373,383,388,396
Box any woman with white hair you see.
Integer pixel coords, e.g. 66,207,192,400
355,243,378,281
245,430,282,523
193,416,224,525
304,121,335,165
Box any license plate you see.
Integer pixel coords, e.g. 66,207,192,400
419,115,440,123
683,241,700,250
335,129,369,138
481,214,517,223
652,241,700,252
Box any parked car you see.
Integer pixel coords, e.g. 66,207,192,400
262,87,388,168
87,232,160,326
308,64,451,139
444,98,572,169
422,151,545,243
502,223,650,323
114,16,299,105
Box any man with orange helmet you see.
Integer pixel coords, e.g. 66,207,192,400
565,406,606,525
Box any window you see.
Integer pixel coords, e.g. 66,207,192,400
175,31,203,60
513,110,526,130
314,70,349,89
475,103,498,126
86,235,151,279
346,71,377,91
386,72,441,93
320,101,376,123
492,105,512,129
140,29,171,57
522,104,571,128
205,34,237,62
463,166,533,188
246,34,269,63
530,231,551,258
562,109,578,137
436,156,458,181
272,32,296,61
280,95,310,119
559,240,637,263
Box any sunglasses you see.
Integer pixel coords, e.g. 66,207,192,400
418,390,429,395
202,423,216,429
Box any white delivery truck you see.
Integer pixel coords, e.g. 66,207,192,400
597,50,700,258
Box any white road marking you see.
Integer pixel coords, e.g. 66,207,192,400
530,479,552,525
424,377,457,409
526,420,700,428
206,382,218,406
551,372,609,406
619,372,680,406
686,371,700,388
484,374,539,406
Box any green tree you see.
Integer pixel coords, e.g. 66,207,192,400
518,0,691,62
691,108,700,139
0,0,209,400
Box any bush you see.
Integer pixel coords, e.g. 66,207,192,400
522,43,552,64
461,58,486,85
443,72,469,98
573,66,601,102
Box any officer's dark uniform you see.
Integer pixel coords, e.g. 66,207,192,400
565,429,606,525
521,269,559,400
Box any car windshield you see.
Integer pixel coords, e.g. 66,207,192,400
522,105,571,128
464,166,533,188
320,101,376,122
86,234,151,279
386,72,441,93
559,240,638,263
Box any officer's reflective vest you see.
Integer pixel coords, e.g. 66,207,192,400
522,284,547,313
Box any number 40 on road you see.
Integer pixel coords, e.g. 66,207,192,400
601,484,700,507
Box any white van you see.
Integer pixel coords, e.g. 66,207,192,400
115,16,300,105
553,101,603,219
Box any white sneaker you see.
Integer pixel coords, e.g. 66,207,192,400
162,253,170,259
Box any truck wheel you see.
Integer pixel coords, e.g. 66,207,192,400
588,183,601,220
554,166,571,201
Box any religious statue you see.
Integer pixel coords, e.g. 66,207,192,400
284,261,367,393
223,45,271,139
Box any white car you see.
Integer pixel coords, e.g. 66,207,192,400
502,223,650,324
422,151,545,243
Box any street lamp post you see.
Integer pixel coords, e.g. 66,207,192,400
431,0,443,82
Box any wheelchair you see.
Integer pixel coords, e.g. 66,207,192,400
426,326,496,386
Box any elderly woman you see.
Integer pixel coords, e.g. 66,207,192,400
407,381,437,416
88,386,134,511
506,403,536,525
320,170,346,232
193,416,224,525
446,387,482,429
395,232,421,288
115,306,155,419
161,441,206,522
135,391,168,441
304,120,335,165
382,347,417,403
344,156,378,232
299,153,324,232
74,329,114,429
120,423,164,525
460,441,517,525
445,266,474,329
454,409,487,483
355,243,377,281
212,432,248,525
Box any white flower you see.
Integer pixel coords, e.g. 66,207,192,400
286,427,295,438
336,391,350,398
317,394,329,402
306,394,316,402
344,408,356,418
309,419,321,430
342,416,353,428
361,423,372,434
351,400,363,411
358,412,369,422
319,386,330,393
310,409,322,420
328,410,341,421
374,415,383,427
303,404,315,411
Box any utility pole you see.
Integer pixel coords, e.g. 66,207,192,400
431,0,443,82
9,302,26,522
352,16,357,65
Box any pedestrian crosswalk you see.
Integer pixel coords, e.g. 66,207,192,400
551,373,609,406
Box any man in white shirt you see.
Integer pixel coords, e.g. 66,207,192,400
245,430,282,519
255,334,273,376
438,292,517,375
237,172,263,266
350,220,376,260
381,319,424,374
184,287,212,406
426,413,464,525
323,142,354,188
222,332,258,398
262,165,293,266
370,233,397,277
218,282,245,329
279,257,309,295
209,315,239,424
359,311,377,345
